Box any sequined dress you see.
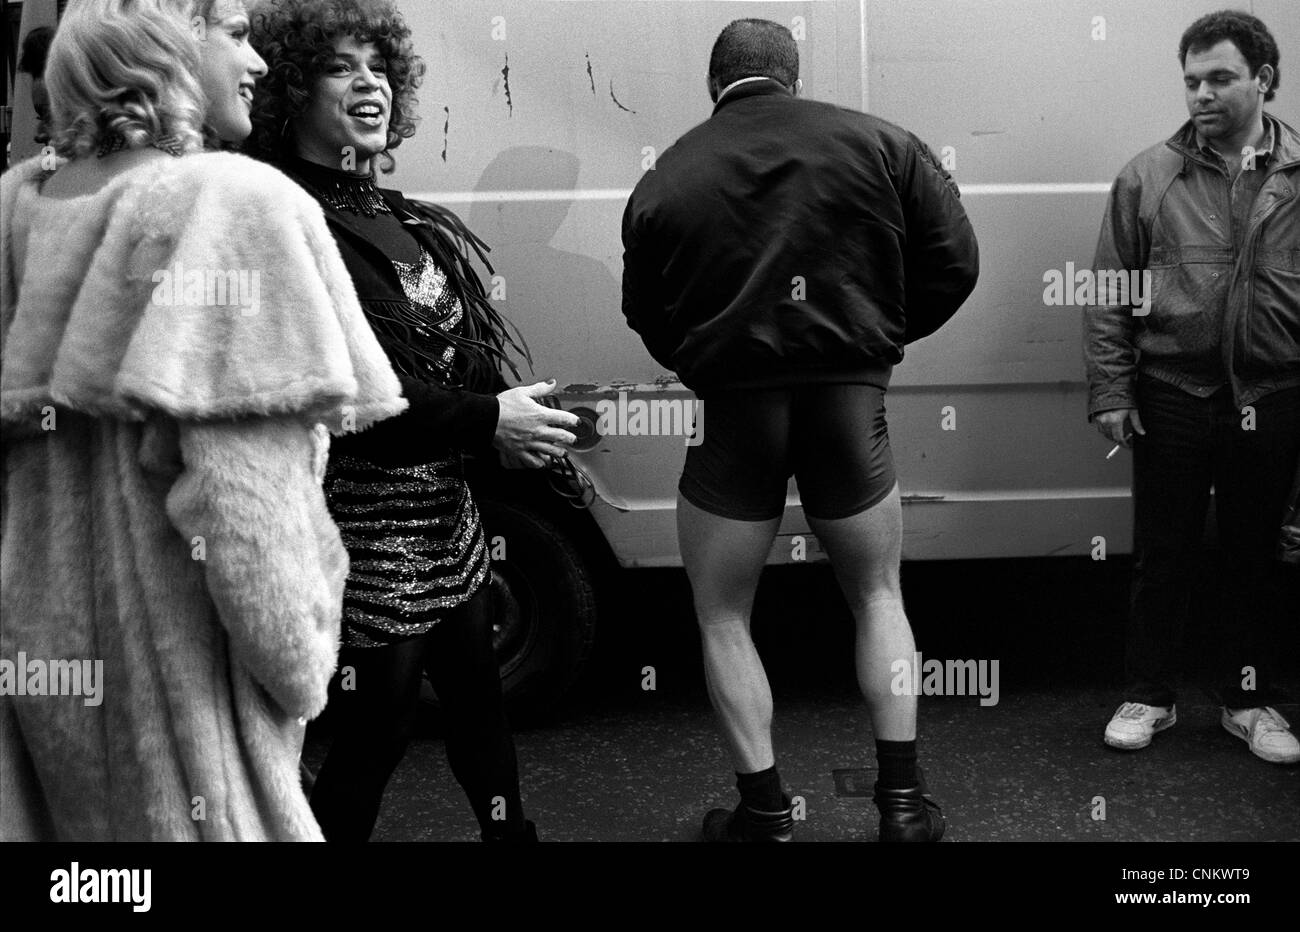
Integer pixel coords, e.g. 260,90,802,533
324,248,490,647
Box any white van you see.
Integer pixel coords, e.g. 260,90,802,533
371,0,1300,716
10,0,1293,717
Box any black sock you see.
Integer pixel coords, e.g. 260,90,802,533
736,766,784,811
875,739,918,789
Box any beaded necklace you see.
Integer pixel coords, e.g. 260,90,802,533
279,155,391,217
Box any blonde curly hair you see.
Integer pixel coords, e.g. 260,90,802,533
45,0,226,158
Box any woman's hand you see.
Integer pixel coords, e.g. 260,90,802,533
494,379,580,469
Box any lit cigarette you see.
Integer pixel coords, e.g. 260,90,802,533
1106,444,1121,459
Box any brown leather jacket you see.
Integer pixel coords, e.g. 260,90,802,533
1085,114,1300,419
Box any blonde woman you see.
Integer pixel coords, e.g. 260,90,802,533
0,0,404,840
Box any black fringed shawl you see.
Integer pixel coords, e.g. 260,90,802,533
397,196,531,388
275,156,531,393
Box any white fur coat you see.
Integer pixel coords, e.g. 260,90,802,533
0,152,406,840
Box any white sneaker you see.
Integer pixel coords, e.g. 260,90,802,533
1104,701,1177,750
1221,706,1300,764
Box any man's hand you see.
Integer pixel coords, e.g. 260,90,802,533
1094,408,1146,448
494,379,580,469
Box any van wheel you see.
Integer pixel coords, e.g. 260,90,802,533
420,498,598,728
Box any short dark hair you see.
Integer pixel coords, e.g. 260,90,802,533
708,19,798,91
1179,10,1280,103
18,26,55,78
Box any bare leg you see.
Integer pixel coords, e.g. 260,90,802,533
677,493,782,772
806,483,916,741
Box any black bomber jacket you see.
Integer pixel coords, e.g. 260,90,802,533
621,80,980,394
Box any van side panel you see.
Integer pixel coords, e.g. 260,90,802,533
388,1,1300,565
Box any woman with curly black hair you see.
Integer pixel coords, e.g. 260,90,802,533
247,0,578,842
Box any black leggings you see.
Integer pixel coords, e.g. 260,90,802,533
309,584,525,841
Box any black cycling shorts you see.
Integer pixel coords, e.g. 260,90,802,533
679,383,897,522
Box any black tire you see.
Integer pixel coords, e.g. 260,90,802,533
420,497,598,728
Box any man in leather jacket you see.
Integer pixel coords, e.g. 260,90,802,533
1086,9,1300,765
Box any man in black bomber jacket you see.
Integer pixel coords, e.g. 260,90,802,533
621,18,978,844
622,35,978,393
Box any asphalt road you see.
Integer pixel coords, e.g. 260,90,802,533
304,554,1300,842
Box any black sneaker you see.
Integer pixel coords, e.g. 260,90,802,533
873,768,945,842
701,796,795,842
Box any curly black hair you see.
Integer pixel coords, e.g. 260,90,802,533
247,0,426,172
1179,10,1280,103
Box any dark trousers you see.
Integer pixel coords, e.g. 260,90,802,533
309,584,526,841
1126,376,1300,708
